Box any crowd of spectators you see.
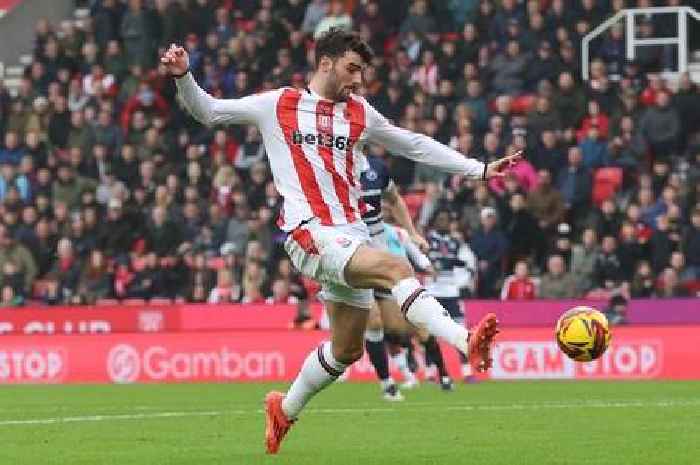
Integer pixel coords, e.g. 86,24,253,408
0,0,698,308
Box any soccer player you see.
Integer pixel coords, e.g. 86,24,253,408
161,28,520,454
425,209,479,383
360,151,427,399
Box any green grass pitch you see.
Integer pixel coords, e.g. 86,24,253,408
1,381,699,465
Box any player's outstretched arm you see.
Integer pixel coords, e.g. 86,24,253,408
383,182,429,251
364,103,521,180
161,44,264,127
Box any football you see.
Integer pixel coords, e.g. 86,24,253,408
555,306,612,362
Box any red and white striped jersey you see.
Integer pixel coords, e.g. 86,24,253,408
176,74,485,231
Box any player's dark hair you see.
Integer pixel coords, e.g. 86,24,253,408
430,207,453,228
314,28,374,68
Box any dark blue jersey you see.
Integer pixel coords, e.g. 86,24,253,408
360,155,392,237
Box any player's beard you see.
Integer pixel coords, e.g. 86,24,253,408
326,67,353,101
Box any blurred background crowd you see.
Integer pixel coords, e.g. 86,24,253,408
0,0,698,308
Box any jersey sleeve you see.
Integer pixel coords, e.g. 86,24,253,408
175,73,277,126
363,100,485,178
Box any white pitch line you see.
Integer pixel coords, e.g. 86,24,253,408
0,399,698,427
0,410,227,426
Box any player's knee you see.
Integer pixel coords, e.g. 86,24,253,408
379,256,414,287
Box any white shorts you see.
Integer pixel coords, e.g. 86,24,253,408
284,220,373,309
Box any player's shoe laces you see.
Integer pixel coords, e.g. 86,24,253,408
467,313,499,373
264,391,294,454
382,383,405,402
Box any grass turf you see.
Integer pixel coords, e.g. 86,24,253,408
0,381,698,465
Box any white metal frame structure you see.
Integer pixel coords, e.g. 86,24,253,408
582,6,700,81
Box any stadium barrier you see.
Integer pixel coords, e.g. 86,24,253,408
0,299,698,335
0,326,698,384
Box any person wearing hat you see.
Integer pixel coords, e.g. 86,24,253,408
548,222,574,268
98,195,141,260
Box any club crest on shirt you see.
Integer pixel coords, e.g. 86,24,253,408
366,169,378,181
319,115,332,131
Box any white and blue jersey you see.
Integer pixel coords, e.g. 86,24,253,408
425,231,477,299
424,230,477,321
360,155,392,240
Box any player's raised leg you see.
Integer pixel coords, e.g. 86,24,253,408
265,300,367,454
346,245,499,372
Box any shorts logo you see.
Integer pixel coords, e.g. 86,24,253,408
366,170,378,181
336,237,352,248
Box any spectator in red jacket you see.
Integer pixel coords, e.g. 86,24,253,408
577,100,609,142
120,82,169,132
500,260,538,300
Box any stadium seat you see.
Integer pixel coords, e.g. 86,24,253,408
122,298,146,306
149,298,173,306
95,298,120,306
592,167,623,207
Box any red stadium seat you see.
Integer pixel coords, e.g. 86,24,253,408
122,298,146,306
149,298,173,306
592,167,623,207
96,298,120,306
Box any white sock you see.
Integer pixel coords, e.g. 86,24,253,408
282,341,347,419
392,277,469,354
390,351,413,380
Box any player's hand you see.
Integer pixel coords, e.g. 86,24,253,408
410,232,429,252
485,150,523,179
160,44,190,77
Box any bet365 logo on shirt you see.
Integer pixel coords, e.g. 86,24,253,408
292,130,357,151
